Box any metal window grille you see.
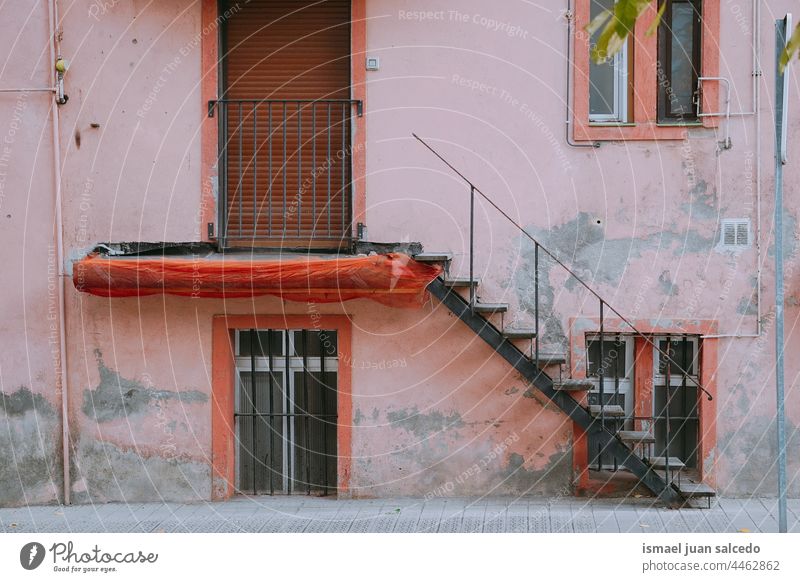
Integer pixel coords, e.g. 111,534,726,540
234,329,338,495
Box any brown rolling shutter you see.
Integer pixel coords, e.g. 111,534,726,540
221,0,352,248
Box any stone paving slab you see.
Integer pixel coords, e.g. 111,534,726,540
1,497,798,533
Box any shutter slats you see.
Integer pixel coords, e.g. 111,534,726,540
222,0,352,248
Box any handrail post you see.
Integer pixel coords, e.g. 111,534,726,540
665,335,672,485
469,185,475,315
534,242,540,368
598,300,605,471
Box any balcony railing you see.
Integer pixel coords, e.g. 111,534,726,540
209,99,362,249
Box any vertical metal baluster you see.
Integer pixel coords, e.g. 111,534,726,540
221,102,228,245
614,333,620,471
298,102,302,237
238,102,243,237
302,330,311,495
312,103,316,240
598,301,605,472
285,331,291,494
283,102,287,235
469,185,475,314
267,330,275,495
682,335,689,466
665,335,672,485
534,242,539,367
268,103,273,238
253,103,257,239
327,104,331,236
250,329,257,496
341,103,346,236
320,331,329,496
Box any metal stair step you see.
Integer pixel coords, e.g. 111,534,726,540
553,379,593,391
588,404,625,417
617,431,656,444
443,277,480,288
414,252,452,263
675,481,715,497
534,353,566,366
502,328,537,340
473,303,508,314
649,457,686,470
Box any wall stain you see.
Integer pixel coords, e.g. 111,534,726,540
1,386,60,507
1,386,55,417
83,350,208,423
387,406,465,440
500,450,573,496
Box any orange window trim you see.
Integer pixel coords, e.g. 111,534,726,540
573,0,720,142
200,0,367,242
568,317,718,491
211,315,353,500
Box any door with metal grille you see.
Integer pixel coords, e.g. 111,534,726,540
652,335,700,468
235,329,338,495
586,334,635,470
218,0,356,249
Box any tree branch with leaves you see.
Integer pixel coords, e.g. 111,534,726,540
589,0,799,71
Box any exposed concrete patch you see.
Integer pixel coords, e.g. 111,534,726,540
658,270,678,296
499,449,573,497
717,415,800,497
353,408,365,426
386,406,465,440
520,212,715,292
0,386,60,507
83,350,208,423
73,439,210,503
766,211,799,260
1,386,55,417
682,180,718,220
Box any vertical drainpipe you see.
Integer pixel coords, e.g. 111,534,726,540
47,0,70,505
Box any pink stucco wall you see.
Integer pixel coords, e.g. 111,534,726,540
1,0,799,505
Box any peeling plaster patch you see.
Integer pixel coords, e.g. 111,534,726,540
73,439,210,503
519,213,715,297
386,406,464,439
658,271,678,296
682,180,718,220
737,294,758,316
717,417,799,497
1,386,55,417
766,211,799,260
0,386,60,507
500,450,573,496
83,351,208,423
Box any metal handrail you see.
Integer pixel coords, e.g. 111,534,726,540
413,133,713,404
208,98,363,118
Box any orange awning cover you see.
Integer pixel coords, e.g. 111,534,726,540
72,252,442,308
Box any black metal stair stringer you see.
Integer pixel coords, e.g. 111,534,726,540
427,277,682,505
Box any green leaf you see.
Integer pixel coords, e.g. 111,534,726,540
588,0,662,64
780,22,800,72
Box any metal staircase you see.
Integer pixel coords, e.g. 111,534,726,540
413,135,717,508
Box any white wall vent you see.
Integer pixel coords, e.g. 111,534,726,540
720,218,751,249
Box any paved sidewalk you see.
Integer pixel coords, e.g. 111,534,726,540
1,497,798,533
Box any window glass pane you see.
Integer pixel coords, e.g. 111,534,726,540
587,337,628,378
293,330,338,357
589,0,618,118
657,338,698,375
668,2,696,116
238,330,284,357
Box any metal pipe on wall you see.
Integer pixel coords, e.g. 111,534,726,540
46,0,70,505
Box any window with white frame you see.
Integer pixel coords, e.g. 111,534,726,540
588,0,630,123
